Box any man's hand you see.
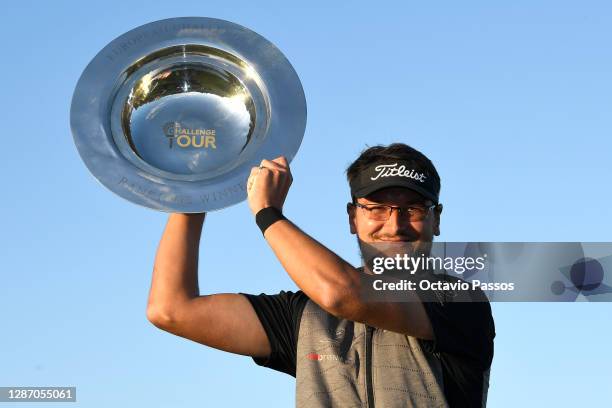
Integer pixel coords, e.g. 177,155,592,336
247,156,293,215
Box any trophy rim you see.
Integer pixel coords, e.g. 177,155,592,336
70,17,306,213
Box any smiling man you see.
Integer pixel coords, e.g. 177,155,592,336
147,143,495,407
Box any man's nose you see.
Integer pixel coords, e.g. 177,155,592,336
384,208,412,234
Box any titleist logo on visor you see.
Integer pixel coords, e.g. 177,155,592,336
370,163,427,183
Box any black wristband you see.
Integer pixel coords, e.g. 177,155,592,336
255,207,286,235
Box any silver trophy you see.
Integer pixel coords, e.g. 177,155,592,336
71,17,306,212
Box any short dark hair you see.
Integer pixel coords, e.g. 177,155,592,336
345,143,441,201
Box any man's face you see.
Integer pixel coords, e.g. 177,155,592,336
348,187,442,244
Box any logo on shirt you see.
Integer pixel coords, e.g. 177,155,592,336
305,353,354,364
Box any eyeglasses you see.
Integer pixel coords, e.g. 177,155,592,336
350,202,437,222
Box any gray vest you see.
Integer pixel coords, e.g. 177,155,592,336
295,300,488,407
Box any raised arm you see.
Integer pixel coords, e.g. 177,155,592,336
146,213,271,357
248,157,433,340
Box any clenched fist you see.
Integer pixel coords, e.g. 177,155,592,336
247,156,293,215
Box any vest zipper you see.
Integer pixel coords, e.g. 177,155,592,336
364,325,375,407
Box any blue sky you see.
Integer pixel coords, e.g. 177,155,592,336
1,1,611,406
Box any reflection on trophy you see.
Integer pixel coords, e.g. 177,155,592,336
71,17,306,212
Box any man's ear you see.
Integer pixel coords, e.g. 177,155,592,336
347,203,357,235
433,203,443,236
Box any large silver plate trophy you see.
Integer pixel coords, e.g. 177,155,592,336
71,17,306,212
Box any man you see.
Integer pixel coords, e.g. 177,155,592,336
147,143,495,407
